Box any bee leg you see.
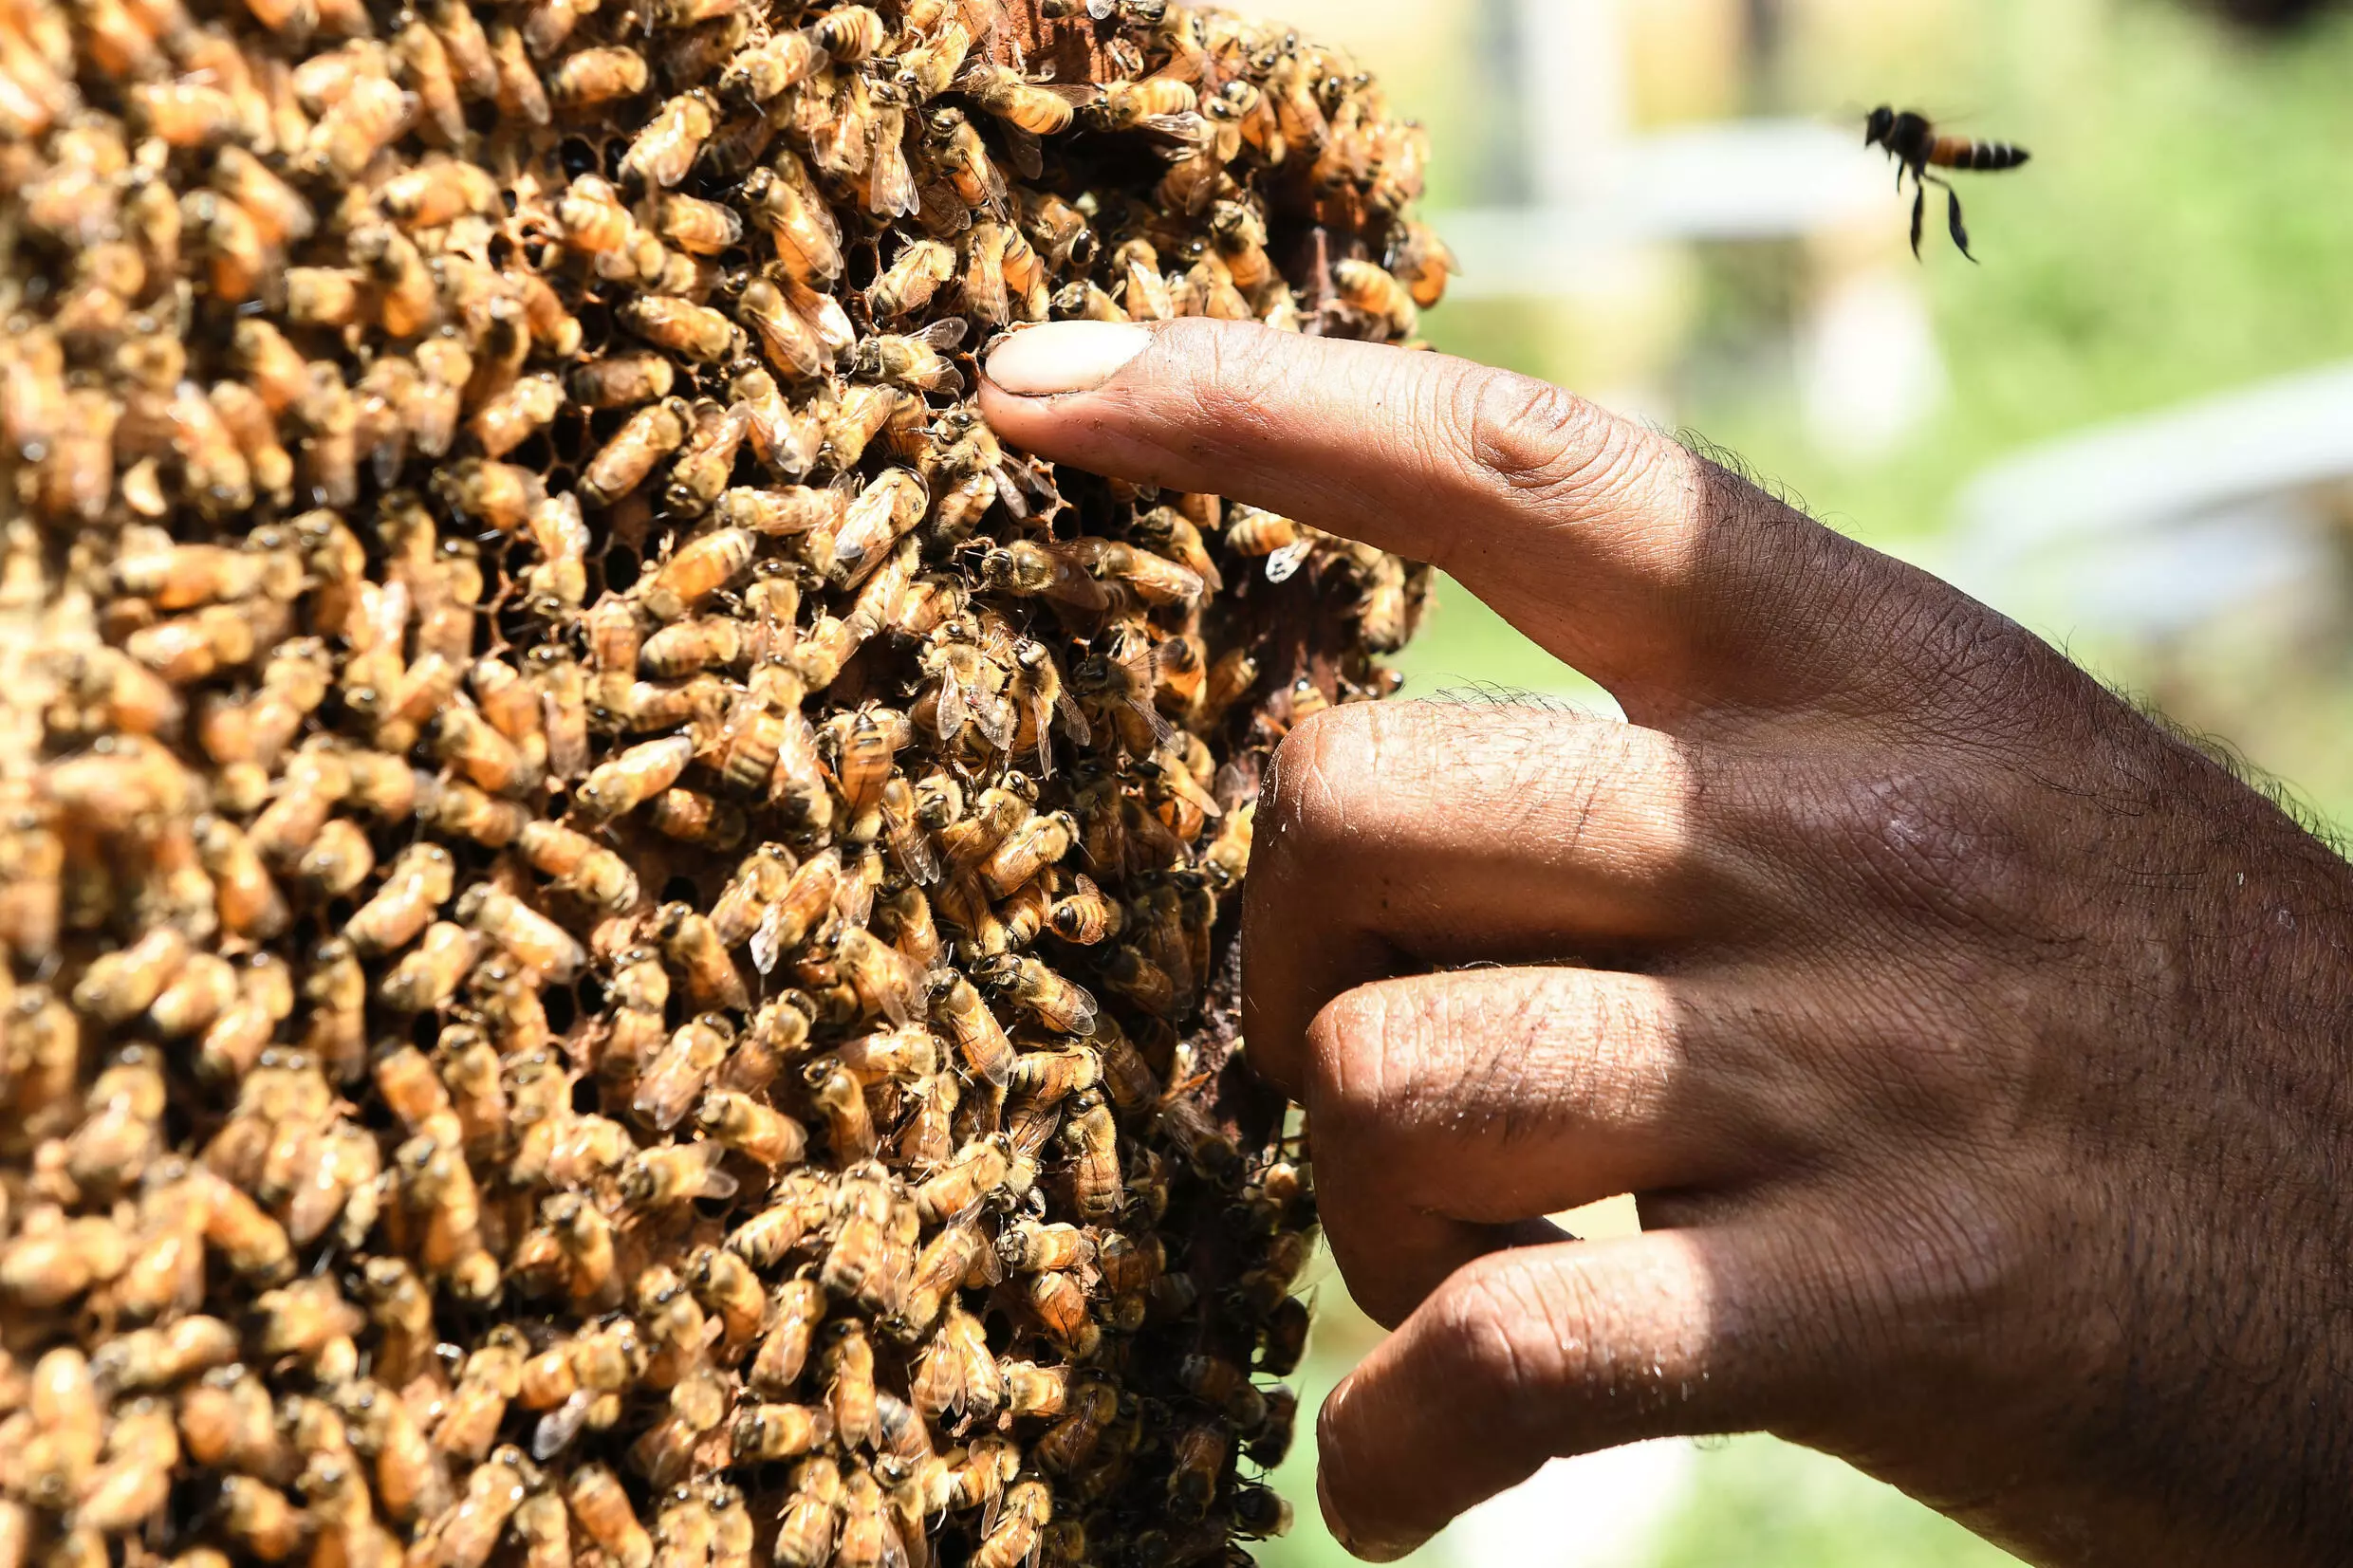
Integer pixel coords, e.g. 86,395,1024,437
1945,184,1977,263
1909,183,1926,261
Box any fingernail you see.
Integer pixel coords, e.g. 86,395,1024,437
984,321,1153,396
1318,1467,1426,1563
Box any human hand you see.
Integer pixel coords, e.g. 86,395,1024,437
979,320,2353,1568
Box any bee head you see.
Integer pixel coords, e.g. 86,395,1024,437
1865,105,1896,148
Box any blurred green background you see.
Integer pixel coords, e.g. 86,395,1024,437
1229,0,2353,1562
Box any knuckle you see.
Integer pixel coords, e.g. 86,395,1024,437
1427,1257,1557,1415
1448,367,1635,509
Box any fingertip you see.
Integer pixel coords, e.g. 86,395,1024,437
1316,1375,1436,1562
980,320,1155,397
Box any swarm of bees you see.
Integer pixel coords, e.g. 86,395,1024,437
0,0,1442,1565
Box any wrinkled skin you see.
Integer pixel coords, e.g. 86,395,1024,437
982,318,2353,1567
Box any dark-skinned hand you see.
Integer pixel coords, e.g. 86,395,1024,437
976,318,2353,1568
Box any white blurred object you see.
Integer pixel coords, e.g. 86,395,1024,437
1798,266,1948,460
1443,1442,1698,1568
1435,120,1902,298
1953,361,2353,636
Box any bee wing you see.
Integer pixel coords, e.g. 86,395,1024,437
1052,687,1091,747
971,690,1017,752
1128,693,1176,751
835,861,876,930
531,1390,594,1460
883,796,943,886
1037,83,1100,107
917,317,971,352
1152,747,1222,818
989,467,1030,522
1143,111,1210,149
1264,537,1313,583
750,897,789,974
1045,549,1109,614
936,666,970,742
998,124,1044,181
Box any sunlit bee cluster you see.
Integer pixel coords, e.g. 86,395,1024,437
0,0,1439,1563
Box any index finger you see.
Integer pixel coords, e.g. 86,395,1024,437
979,318,1900,723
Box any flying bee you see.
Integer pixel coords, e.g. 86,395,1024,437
1865,106,2029,261
849,318,968,394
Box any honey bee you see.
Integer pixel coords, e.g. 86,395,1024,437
632,1013,734,1130
926,970,1015,1093
640,526,758,621
621,1139,740,1208
376,920,482,1012
1061,1092,1124,1223
667,401,750,515
578,399,690,507
771,1457,843,1568
621,88,718,187
732,1399,832,1463
565,1464,653,1568
742,153,843,282
620,296,742,363
656,902,750,1010
650,786,750,849
574,734,694,825
344,843,456,955
970,1479,1050,1568
728,1169,833,1269
568,354,676,412
1865,107,2029,261
719,29,825,104
456,884,586,983
548,44,647,105
736,1276,824,1395
971,953,1098,1037
801,1054,875,1160
866,238,956,320
954,61,1074,136
977,539,1110,615
850,318,967,394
